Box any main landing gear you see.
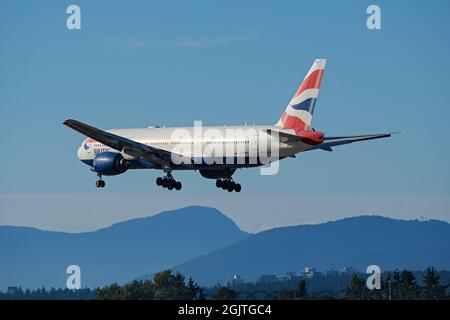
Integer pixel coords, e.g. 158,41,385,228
156,173,182,191
216,179,241,193
95,175,105,188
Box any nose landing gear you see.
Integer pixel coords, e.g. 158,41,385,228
95,175,105,188
216,179,241,192
156,173,182,191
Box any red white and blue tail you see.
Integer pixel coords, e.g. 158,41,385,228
276,59,326,130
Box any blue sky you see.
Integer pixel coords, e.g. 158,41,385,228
1,1,449,230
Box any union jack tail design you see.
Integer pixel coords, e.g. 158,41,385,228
276,59,326,130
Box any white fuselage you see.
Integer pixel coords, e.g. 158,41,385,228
77,125,313,170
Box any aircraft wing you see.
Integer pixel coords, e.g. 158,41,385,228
63,119,191,167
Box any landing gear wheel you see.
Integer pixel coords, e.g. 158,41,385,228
165,179,182,191
96,180,105,188
221,180,228,190
157,172,182,191
216,178,241,192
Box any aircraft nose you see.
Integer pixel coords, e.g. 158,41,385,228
77,144,84,159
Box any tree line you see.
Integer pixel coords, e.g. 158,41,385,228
344,267,448,300
96,270,204,300
0,287,95,300
1,267,449,300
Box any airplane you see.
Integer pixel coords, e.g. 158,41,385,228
64,59,396,192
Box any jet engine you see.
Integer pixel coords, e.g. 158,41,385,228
92,152,130,176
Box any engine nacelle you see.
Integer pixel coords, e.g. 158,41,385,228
199,169,235,179
92,152,130,176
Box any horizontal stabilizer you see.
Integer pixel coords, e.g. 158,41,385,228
263,128,399,150
307,132,400,152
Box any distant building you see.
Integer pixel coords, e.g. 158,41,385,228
301,267,320,278
304,267,316,273
231,274,243,285
257,274,278,283
7,286,19,295
340,266,359,275
284,272,301,281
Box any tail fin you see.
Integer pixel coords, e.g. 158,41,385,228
275,59,326,130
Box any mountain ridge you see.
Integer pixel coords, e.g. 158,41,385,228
2,206,449,289
164,215,450,286
0,205,250,289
